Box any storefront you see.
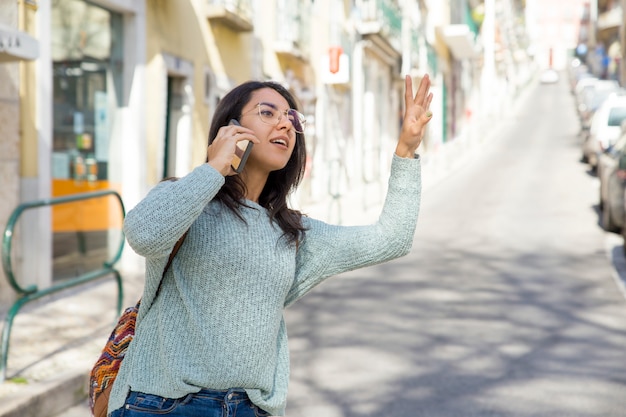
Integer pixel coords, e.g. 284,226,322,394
47,0,122,279
51,1,123,190
43,0,147,280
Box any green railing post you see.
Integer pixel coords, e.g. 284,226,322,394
0,190,126,383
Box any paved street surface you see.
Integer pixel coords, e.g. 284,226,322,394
283,77,626,417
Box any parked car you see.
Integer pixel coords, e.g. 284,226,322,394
597,127,626,232
569,63,593,93
575,76,599,108
540,68,559,84
568,58,582,80
578,81,622,130
582,92,626,170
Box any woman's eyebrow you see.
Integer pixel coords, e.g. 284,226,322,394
259,102,279,110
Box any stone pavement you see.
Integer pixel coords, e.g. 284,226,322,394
0,271,145,417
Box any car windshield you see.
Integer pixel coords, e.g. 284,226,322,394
608,107,626,126
585,90,613,109
590,87,622,108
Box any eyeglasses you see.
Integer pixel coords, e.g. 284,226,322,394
242,102,306,134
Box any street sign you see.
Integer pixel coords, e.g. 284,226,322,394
0,24,39,62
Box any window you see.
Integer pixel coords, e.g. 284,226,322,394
608,107,626,127
51,0,123,182
50,0,124,281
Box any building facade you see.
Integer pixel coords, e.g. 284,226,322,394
1,0,536,311
0,0,147,308
0,0,39,307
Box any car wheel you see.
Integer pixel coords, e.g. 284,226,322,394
602,200,620,232
588,152,597,172
622,197,626,255
599,187,604,210
622,212,626,255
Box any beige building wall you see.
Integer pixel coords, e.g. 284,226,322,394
144,0,256,183
0,0,41,306
145,0,436,227
526,0,588,70
0,1,20,307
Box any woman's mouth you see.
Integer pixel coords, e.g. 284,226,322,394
270,138,288,148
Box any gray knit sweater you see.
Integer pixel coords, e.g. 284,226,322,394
108,154,421,415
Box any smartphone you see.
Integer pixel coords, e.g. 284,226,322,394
229,119,253,173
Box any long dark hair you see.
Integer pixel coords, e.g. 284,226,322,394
208,80,308,246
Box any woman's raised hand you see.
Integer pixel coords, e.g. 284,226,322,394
396,74,434,158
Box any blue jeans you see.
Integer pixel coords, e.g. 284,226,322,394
109,388,271,417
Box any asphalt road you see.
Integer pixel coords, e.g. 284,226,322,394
283,77,626,417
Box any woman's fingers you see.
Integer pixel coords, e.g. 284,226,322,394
414,74,431,105
405,74,433,116
404,75,414,109
207,124,260,176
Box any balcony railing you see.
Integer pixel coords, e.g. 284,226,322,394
274,0,311,60
597,6,622,31
206,0,253,32
355,0,402,52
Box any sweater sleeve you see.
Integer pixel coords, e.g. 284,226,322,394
123,163,225,260
123,164,226,325
284,154,421,307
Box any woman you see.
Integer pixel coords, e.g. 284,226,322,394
108,74,433,416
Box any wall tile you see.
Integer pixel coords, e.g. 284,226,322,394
0,65,19,98
0,103,19,161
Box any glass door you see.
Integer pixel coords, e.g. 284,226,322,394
50,0,124,280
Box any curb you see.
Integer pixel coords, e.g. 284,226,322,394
0,272,145,417
0,371,87,417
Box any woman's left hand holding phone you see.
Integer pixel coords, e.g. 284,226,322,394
207,120,258,176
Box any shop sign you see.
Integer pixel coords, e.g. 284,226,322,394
0,24,39,62
321,51,350,85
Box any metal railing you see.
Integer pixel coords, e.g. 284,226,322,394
358,0,403,49
0,190,125,382
207,0,253,21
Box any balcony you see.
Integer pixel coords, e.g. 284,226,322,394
273,0,311,61
439,24,477,60
206,0,253,32
354,0,402,56
597,5,622,31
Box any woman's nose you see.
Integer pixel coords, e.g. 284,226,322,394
276,114,292,131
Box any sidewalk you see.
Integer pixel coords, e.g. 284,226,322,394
0,272,145,417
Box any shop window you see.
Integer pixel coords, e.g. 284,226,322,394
50,0,124,281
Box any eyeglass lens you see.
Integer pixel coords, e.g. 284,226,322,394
258,104,305,133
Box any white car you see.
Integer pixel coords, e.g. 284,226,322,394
582,92,626,170
575,77,601,112
540,69,559,84
578,80,622,129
